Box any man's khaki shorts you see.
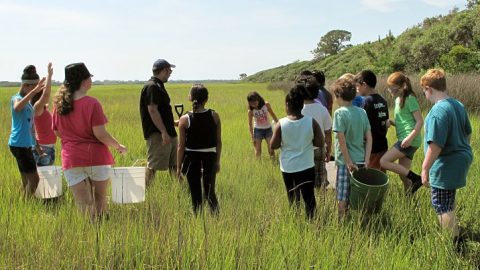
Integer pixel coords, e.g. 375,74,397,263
146,132,177,170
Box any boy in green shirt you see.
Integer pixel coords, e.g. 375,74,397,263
332,78,372,219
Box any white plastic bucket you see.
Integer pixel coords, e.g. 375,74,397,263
35,166,63,199
326,162,336,189
111,167,145,204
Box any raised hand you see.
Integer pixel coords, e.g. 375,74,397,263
47,63,53,77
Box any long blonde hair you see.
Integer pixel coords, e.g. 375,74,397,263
387,72,416,109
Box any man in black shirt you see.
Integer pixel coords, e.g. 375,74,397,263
140,59,177,186
355,70,389,172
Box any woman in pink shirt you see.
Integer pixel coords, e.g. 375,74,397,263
53,63,127,220
31,63,56,166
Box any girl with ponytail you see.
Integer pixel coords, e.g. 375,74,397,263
380,72,424,195
177,84,222,215
52,63,127,220
8,64,46,196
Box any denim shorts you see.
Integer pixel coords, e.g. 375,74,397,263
253,127,273,140
393,141,418,160
431,187,456,215
33,145,55,166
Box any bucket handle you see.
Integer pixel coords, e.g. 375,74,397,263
132,159,147,167
348,162,366,177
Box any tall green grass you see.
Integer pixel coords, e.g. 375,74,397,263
0,83,479,268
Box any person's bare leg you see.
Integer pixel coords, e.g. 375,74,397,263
338,201,348,221
91,180,110,218
22,172,40,197
253,140,262,159
266,137,275,159
70,179,94,217
20,173,28,196
145,167,156,187
380,148,409,176
438,211,459,237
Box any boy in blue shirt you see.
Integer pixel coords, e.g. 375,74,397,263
332,78,372,219
420,69,473,249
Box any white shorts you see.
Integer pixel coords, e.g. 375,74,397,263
64,165,112,187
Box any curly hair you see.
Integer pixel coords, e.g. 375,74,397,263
53,82,80,115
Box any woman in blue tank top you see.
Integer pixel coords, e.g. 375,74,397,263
8,65,46,196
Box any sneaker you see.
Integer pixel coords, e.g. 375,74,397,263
410,179,423,195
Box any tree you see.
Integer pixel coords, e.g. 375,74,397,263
311,30,352,59
467,0,479,8
440,45,480,73
239,73,247,80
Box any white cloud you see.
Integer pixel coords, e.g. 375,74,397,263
421,0,458,7
360,0,405,12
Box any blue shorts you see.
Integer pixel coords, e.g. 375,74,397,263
336,165,350,201
33,145,55,166
253,127,273,140
393,141,418,160
431,187,456,215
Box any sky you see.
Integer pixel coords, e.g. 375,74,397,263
0,0,468,81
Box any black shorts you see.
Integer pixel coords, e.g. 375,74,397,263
9,146,37,173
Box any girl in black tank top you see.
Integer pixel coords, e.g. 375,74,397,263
176,84,222,214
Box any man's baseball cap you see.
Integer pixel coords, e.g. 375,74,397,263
152,59,175,71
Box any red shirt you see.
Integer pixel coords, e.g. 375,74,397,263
52,96,113,170
34,109,57,145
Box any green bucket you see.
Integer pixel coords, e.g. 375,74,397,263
350,168,389,213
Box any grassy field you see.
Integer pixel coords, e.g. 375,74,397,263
1,83,479,269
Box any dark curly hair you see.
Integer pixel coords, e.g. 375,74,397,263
286,85,305,114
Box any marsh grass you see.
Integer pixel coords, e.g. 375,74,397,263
0,83,479,268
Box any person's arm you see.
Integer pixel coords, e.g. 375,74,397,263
401,110,423,148
176,115,188,179
421,142,442,186
33,63,53,116
213,111,222,173
326,92,333,116
147,104,171,145
266,102,279,123
270,122,282,150
324,129,332,162
92,125,127,154
387,119,395,128
13,78,46,112
364,130,372,168
337,132,356,172
248,109,254,143
312,119,325,148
